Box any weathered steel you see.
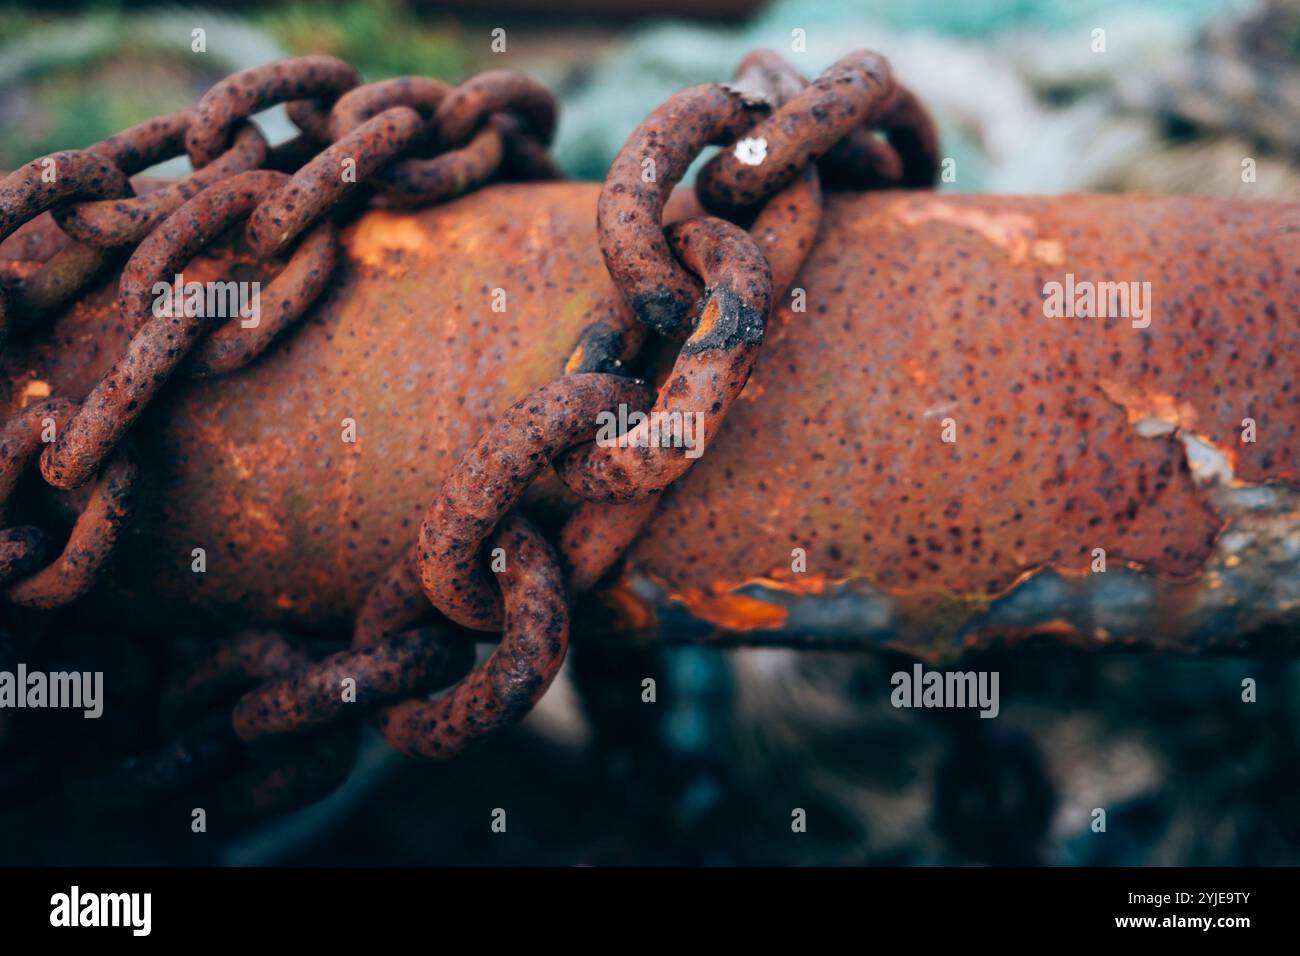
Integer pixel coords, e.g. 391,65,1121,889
231,626,474,741
595,83,767,337
380,513,570,759
556,215,773,502
418,373,652,632
53,114,269,248
0,397,137,607
697,49,897,215
38,170,336,491
3,184,1295,657
246,107,422,257
184,55,361,168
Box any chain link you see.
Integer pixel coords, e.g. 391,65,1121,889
53,115,270,247
0,48,937,804
350,47,937,763
1,55,559,611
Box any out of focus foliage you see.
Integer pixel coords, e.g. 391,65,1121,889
0,1,468,168
258,1,466,79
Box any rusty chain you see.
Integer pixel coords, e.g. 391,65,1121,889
327,47,937,760
0,49,936,809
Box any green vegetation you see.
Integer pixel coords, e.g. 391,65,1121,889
0,2,470,168
259,1,468,79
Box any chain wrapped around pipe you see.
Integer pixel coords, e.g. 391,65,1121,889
0,151,130,347
325,47,934,762
0,48,938,809
0,397,137,607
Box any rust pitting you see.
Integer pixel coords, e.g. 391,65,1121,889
415,373,652,631
556,215,773,503
184,56,361,168
6,190,1294,635
231,626,474,741
379,514,569,759
595,83,769,335
54,116,269,248
623,191,1295,631
39,169,335,490
246,107,422,258
2,48,1297,813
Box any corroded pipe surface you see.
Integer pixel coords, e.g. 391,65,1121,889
2,184,1297,658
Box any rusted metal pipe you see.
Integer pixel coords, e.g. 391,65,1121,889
2,184,1297,659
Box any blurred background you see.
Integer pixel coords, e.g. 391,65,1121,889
1,0,1298,865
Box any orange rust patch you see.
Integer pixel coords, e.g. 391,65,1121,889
892,198,1065,266
963,618,1085,648
1097,379,1199,433
751,571,839,595
738,376,766,402
599,580,656,632
345,211,434,274
673,587,788,631
689,295,723,345
630,193,1262,604
564,344,585,375
19,378,51,406
902,358,934,387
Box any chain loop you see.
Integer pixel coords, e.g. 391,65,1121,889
694,49,897,215
231,627,474,741
380,514,568,759
0,239,110,324
1,56,561,634
184,56,361,168
246,107,422,257
0,48,940,780
557,216,773,502
39,170,335,489
0,398,137,607
432,69,558,150
53,115,270,247
326,75,510,207
350,49,926,762
417,373,651,632
556,50,824,593
0,399,77,515
0,151,132,240
596,83,768,337
0,151,131,347
189,217,337,378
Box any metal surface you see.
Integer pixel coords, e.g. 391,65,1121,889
0,397,137,607
418,373,652,632
697,49,897,215
1,48,1296,822
5,186,1295,656
0,54,583,801
183,56,361,168
38,170,336,491
380,513,570,759
53,115,269,248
